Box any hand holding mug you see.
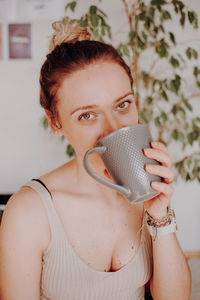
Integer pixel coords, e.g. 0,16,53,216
83,124,163,204
143,141,175,219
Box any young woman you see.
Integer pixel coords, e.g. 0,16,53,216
0,19,191,300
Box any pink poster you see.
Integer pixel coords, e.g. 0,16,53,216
9,23,31,59
0,24,2,59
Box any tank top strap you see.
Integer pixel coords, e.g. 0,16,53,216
22,179,63,239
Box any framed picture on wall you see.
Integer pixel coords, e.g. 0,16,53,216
8,23,32,59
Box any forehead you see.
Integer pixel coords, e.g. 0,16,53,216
57,62,132,111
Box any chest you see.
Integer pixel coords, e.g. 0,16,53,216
50,194,144,272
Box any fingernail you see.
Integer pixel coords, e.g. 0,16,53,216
151,141,157,147
144,148,150,154
145,164,151,171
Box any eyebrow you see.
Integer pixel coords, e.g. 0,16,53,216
70,91,134,116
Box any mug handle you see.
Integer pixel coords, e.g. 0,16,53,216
83,146,132,198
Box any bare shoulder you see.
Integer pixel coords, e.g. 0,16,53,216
39,158,77,192
0,185,50,253
0,187,50,299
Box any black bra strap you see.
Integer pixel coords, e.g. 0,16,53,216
32,178,53,199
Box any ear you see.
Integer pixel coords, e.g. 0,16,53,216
45,109,64,136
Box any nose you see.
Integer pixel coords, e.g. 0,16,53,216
101,114,121,137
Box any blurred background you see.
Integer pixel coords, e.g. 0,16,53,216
0,0,200,258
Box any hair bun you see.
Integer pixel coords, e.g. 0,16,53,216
49,18,90,52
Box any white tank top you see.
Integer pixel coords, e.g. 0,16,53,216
23,179,152,300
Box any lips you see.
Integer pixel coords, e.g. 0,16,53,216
95,135,104,146
95,130,112,146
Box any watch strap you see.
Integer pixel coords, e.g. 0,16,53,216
145,208,178,240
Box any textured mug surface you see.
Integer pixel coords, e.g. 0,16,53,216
83,124,161,203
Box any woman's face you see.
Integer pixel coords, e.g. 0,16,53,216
55,61,138,158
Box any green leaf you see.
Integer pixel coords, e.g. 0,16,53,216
139,112,146,123
193,13,199,29
179,1,184,11
145,17,152,29
175,161,184,173
149,7,155,18
146,96,153,104
122,45,130,57
193,66,198,77
161,90,168,101
187,132,194,145
139,110,153,123
139,11,146,20
186,173,191,181
188,11,195,24
179,106,186,117
186,47,192,59
79,17,88,27
145,110,153,122
59,135,64,142
154,116,161,128
161,111,168,123
142,31,148,41
89,5,97,15
172,105,177,115
129,31,136,42
154,26,158,34
170,56,179,68
187,131,199,145
137,36,145,49
91,14,99,27
151,0,166,5
66,144,75,157
192,49,198,59
173,2,178,14
101,26,105,36
156,44,168,57
159,24,165,33
42,116,48,130
162,10,171,21
184,121,189,130
180,12,185,27
186,47,198,59
169,32,176,45
183,98,193,111
172,129,179,140
194,130,199,140
65,1,77,12
169,75,181,94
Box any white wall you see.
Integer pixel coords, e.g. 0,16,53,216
0,0,200,251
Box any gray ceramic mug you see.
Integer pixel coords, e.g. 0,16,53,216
83,124,162,204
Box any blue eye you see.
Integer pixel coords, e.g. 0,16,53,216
78,112,94,121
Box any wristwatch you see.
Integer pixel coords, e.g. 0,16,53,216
145,208,178,240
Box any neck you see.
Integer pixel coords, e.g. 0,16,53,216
73,154,117,198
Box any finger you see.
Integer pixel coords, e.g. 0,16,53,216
150,141,168,154
151,181,174,198
144,148,172,168
145,164,175,184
